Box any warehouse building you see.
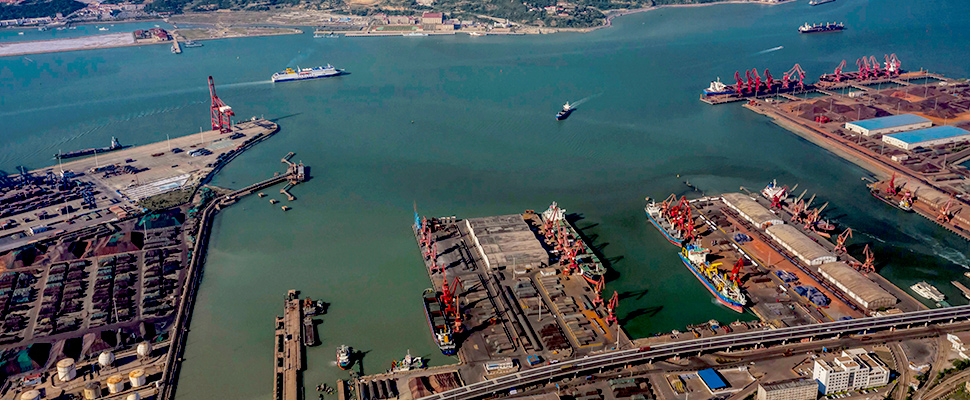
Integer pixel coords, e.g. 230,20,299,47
818,262,897,310
844,114,932,136
882,125,970,150
765,224,836,266
466,214,549,270
721,193,784,229
757,378,818,400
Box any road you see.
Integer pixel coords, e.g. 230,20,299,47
417,305,970,400
920,369,970,400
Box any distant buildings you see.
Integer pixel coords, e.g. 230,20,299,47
946,331,970,359
844,114,932,137
756,378,818,400
813,348,890,395
421,12,443,25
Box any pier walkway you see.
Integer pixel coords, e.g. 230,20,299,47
275,292,305,400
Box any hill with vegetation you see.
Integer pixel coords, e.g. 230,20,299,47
0,0,85,20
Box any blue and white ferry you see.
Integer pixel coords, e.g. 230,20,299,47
271,65,344,83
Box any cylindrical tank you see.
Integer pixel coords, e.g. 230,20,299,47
57,357,77,382
98,351,115,368
20,390,41,400
106,374,125,394
136,342,152,357
126,393,141,400
128,369,147,388
83,381,102,399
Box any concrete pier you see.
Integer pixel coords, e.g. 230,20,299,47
274,291,305,400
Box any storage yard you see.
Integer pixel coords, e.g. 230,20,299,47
714,56,970,240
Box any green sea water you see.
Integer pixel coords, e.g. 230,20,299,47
2,0,970,398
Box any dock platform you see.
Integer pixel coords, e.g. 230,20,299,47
274,290,305,400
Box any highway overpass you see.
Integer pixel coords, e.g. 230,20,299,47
419,305,970,400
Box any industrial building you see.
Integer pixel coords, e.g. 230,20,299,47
844,114,932,136
465,214,549,270
765,224,837,266
721,193,784,229
697,369,729,393
813,349,890,395
756,378,818,400
882,125,970,150
818,262,897,310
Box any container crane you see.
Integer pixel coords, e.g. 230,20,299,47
208,76,234,133
834,228,852,254
606,291,618,326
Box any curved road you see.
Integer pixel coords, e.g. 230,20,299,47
419,305,970,400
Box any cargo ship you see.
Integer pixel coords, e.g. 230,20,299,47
271,65,344,83
423,289,458,355
645,200,684,247
809,0,835,5
911,281,945,302
868,184,913,212
798,22,844,34
678,245,746,313
703,78,733,96
556,102,574,120
303,316,316,346
336,345,353,370
541,203,607,284
54,137,127,160
761,180,788,203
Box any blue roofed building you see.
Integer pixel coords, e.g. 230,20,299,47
844,114,932,136
882,125,970,150
698,368,729,393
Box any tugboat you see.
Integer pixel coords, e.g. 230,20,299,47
555,102,574,120
336,345,353,370
389,350,425,372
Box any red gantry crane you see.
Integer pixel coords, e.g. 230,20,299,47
937,197,954,224
730,258,744,286
869,56,882,77
208,76,234,133
860,244,875,273
592,278,605,307
734,71,744,95
856,58,870,81
833,60,847,82
764,69,774,92
752,68,763,94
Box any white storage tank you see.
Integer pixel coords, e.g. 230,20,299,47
83,381,102,399
57,357,77,382
126,393,141,400
129,369,147,388
106,375,125,394
136,342,152,358
20,390,41,400
98,351,115,368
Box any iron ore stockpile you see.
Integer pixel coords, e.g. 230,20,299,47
359,203,630,398
641,184,930,341
705,55,970,241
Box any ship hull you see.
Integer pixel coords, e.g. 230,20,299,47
645,207,683,247
869,188,913,212
272,72,343,83
423,290,458,356
54,145,128,160
678,253,744,313
703,89,734,96
556,108,574,120
799,26,844,34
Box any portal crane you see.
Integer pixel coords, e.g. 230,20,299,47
937,197,954,224
869,56,882,77
782,64,807,90
745,69,754,93
208,76,234,133
730,258,744,285
834,228,852,254
592,278,605,307
833,60,847,82
606,291,618,326
886,53,901,75
860,244,875,273
764,69,774,92
752,68,763,94
734,71,744,95
856,58,870,81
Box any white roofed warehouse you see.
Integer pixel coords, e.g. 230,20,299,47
818,262,897,310
882,125,970,150
844,114,932,136
765,224,836,266
721,193,784,229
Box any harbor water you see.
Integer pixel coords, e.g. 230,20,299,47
2,0,970,398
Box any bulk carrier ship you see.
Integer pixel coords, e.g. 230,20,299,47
678,245,746,313
54,137,127,160
541,203,607,284
422,289,458,355
645,200,684,246
798,22,844,34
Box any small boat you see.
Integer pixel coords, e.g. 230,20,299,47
18,32,24,35
404,32,429,37
469,31,484,36
98,27,109,31
183,40,203,47
555,102,574,120
390,349,425,372
337,345,353,370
